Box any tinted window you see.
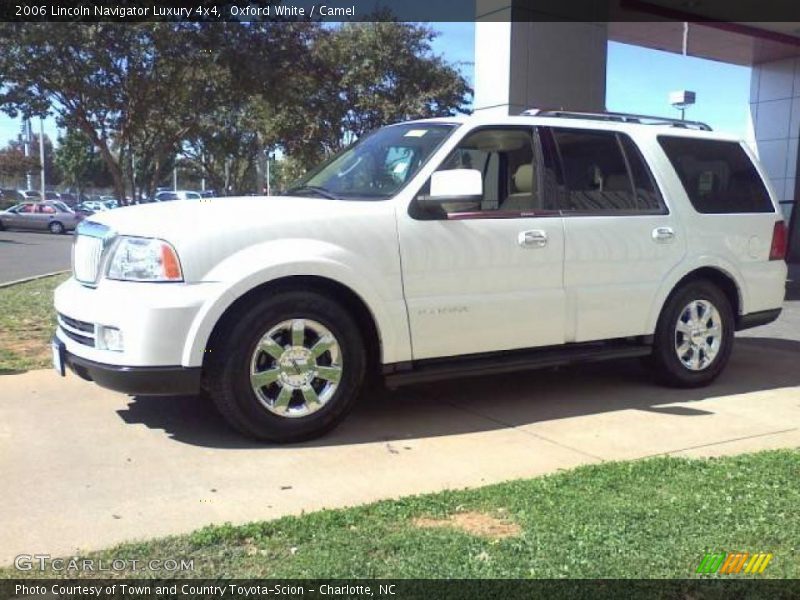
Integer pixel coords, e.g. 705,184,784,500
619,135,663,211
658,137,774,214
551,128,664,213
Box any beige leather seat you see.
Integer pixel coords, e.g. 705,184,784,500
500,164,535,211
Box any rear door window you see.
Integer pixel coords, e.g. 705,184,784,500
546,128,665,214
657,136,774,214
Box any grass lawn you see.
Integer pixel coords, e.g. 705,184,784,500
0,273,68,373
5,449,798,579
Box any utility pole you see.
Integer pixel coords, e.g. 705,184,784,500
39,118,46,201
200,152,206,192
22,118,33,190
266,150,271,196
173,166,178,191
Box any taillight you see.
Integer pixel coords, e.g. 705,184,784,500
769,221,787,261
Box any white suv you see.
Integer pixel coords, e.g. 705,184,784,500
53,110,788,442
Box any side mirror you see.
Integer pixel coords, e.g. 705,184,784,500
418,169,483,213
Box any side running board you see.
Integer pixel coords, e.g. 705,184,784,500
383,340,652,388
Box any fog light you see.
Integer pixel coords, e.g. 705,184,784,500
98,326,124,352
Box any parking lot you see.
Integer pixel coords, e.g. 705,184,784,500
1,287,798,565
0,230,71,284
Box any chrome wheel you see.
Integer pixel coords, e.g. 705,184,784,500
249,319,342,418
674,299,723,371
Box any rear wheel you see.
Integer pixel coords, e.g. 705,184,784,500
48,221,65,234
648,280,734,387
206,291,366,442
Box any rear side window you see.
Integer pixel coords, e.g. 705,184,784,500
657,136,774,214
548,128,665,214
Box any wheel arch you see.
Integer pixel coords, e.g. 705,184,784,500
195,275,384,376
648,265,743,334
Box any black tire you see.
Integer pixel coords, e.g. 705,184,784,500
205,291,366,443
648,280,734,388
49,221,65,234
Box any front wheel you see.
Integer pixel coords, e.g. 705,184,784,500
48,221,65,234
205,291,366,442
648,281,734,388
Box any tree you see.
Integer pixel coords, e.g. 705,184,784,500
273,21,472,170
0,135,61,189
55,129,111,194
0,145,39,187
0,24,231,203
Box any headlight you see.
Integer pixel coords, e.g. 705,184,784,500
106,237,183,282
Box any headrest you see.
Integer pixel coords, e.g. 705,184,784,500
513,164,534,193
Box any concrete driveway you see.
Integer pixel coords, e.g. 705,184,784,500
2,302,799,565
0,230,71,283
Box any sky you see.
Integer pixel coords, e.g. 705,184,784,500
0,22,752,149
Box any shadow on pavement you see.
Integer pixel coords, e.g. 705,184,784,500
118,336,800,449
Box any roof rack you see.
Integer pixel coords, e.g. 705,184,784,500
521,108,712,131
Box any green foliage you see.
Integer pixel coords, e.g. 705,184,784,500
54,129,111,191
274,21,473,169
0,22,471,197
0,145,39,184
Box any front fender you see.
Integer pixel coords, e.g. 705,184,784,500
181,238,411,367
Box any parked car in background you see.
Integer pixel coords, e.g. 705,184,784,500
0,201,82,233
0,189,23,208
199,190,217,198
73,204,96,218
79,201,110,212
99,196,120,209
20,190,42,200
155,190,202,201
60,192,79,207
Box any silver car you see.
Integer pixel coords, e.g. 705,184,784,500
0,201,82,234
154,190,202,201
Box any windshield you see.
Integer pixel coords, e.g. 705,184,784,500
287,122,457,200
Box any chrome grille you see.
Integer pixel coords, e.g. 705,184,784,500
72,222,114,285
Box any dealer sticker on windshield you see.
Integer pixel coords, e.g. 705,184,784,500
404,129,428,137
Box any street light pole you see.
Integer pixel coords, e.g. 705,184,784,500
22,118,32,190
39,117,46,201
266,150,271,196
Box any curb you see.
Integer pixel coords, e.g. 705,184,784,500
0,270,69,289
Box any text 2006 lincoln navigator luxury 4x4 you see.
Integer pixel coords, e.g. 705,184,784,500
53,110,788,442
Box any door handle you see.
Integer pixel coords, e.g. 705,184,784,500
652,226,675,243
518,229,548,248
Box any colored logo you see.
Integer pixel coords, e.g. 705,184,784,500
696,552,773,575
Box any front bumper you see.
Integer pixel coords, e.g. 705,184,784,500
53,335,202,396
54,276,221,367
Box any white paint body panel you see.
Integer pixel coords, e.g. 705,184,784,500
54,114,787,372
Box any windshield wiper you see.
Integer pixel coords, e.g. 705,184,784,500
285,185,339,199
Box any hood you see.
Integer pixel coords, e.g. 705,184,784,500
84,195,374,244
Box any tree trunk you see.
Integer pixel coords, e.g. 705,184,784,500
75,119,125,206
